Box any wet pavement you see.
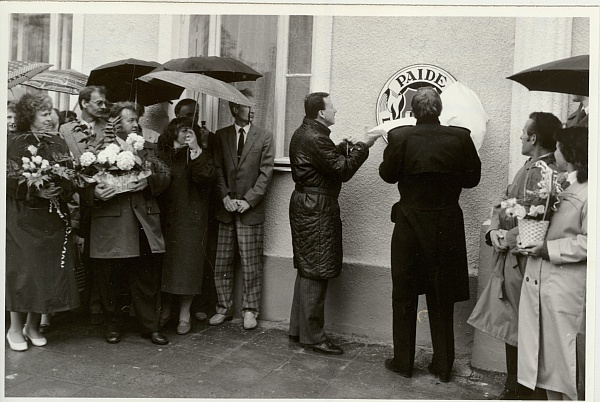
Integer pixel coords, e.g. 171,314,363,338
4,311,504,399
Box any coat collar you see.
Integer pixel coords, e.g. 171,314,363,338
415,116,440,125
303,117,331,136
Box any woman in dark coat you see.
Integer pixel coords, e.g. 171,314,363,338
6,94,80,351
157,118,216,335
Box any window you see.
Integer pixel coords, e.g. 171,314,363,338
187,15,331,163
10,13,74,110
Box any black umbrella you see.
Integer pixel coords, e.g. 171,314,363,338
507,54,589,96
158,56,262,82
87,58,182,105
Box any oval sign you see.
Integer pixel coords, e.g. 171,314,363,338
376,64,457,125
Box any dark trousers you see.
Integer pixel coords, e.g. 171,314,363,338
91,230,162,334
289,273,328,345
392,290,455,375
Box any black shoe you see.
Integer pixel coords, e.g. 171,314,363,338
105,330,123,344
495,389,520,400
142,332,169,345
288,335,300,343
39,324,51,335
427,363,451,383
384,358,412,378
303,339,343,355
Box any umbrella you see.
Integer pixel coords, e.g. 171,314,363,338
87,58,180,105
138,71,255,106
159,56,262,82
21,69,88,95
8,60,53,89
507,54,589,96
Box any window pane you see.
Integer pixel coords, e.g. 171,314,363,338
11,14,50,62
217,15,278,134
284,76,310,156
189,15,210,56
288,16,312,74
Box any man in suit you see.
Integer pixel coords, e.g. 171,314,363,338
566,95,588,128
60,86,110,159
83,102,170,345
379,87,481,382
210,89,275,330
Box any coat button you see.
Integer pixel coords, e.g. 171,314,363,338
535,280,538,285
526,277,529,282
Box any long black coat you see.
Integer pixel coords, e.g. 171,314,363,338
289,117,369,279
379,118,481,303
158,145,216,295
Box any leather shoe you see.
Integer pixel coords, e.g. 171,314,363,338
142,332,169,345
303,339,343,355
209,313,233,326
39,324,51,334
176,321,191,335
23,327,47,347
194,312,208,321
6,332,28,352
427,363,451,383
243,311,258,330
288,335,300,343
384,358,412,378
105,330,123,344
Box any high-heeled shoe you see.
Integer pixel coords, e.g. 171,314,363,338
22,327,47,347
6,332,28,352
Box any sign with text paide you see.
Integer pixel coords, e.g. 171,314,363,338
376,64,456,125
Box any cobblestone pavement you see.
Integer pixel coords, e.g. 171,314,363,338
4,312,504,399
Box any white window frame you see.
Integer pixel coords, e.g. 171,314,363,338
182,15,333,166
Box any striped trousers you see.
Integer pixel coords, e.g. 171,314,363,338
214,217,264,315
289,272,328,345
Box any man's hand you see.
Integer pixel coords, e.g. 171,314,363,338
223,195,238,212
236,199,251,214
129,177,148,192
34,183,63,199
362,133,379,148
490,229,509,252
517,240,543,258
94,183,116,201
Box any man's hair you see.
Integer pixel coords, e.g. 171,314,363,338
175,98,198,117
78,85,107,109
109,101,139,119
14,93,53,132
7,100,16,113
411,87,442,119
304,92,329,119
527,112,562,151
228,88,254,115
554,127,588,183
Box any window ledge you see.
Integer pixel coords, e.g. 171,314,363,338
274,157,291,172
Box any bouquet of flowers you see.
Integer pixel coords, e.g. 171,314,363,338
8,144,74,190
77,123,152,194
501,160,564,245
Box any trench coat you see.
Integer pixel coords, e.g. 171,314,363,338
81,148,170,259
158,145,216,295
379,118,481,303
468,153,557,346
213,124,274,226
288,117,369,279
518,178,587,400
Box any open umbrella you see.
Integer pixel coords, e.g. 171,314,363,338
8,60,53,89
138,70,255,106
21,69,88,95
87,58,180,105
159,56,262,82
507,54,589,96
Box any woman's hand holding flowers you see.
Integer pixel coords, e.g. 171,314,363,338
34,182,63,199
517,239,543,258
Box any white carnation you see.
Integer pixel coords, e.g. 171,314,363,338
22,156,31,163
41,159,50,169
127,133,145,151
79,152,97,167
105,144,121,154
32,155,43,164
27,145,37,156
116,150,135,170
97,149,118,165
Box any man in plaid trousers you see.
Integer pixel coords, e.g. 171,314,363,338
210,89,274,330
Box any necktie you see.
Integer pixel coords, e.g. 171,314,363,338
237,128,245,159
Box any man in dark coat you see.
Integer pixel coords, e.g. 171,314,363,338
379,87,481,381
288,92,379,355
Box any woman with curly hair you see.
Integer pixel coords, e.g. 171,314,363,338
156,117,216,335
517,127,588,400
6,94,80,351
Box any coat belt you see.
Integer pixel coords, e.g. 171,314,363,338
295,184,339,197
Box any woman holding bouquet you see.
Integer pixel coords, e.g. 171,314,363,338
6,94,80,351
157,118,216,335
517,127,588,400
